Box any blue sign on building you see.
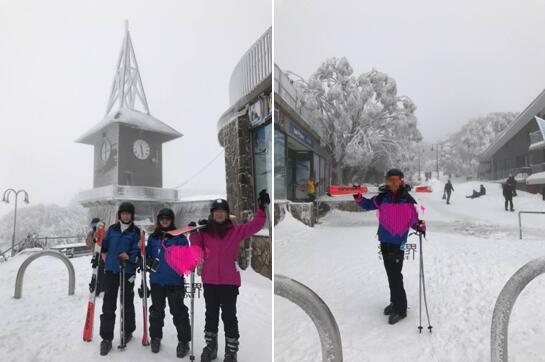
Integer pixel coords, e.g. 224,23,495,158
288,122,314,149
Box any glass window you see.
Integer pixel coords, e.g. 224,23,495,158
253,123,272,214
274,130,287,199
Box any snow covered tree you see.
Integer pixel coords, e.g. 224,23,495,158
293,57,422,183
439,112,518,177
0,202,88,248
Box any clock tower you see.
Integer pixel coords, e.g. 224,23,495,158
76,22,182,225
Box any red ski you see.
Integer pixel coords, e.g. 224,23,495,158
140,231,150,346
167,224,206,237
327,185,369,196
83,224,105,342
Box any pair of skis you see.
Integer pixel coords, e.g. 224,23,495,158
83,224,105,342
327,184,433,196
83,228,150,349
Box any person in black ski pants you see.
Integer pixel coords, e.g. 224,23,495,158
145,208,192,358
503,183,514,211
99,202,140,356
444,179,454,205
354,169,426,325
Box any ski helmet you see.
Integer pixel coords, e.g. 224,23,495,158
157,208,175,222
210,199,230,215
385,168,404,179
117,202,135,220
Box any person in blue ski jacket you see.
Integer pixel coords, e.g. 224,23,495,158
145,208,191,358
354,168,426,325
98,202,140,355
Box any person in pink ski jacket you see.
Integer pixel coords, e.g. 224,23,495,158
190,189,269,362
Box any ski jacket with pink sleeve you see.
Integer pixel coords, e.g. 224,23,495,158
190,208,266,286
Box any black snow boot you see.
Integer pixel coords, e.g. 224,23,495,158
176,341,190,358
388,312,407,325
223,337,239,362
200,332,218,362
151,338,161,353
383,303,394,316
100,340,112,356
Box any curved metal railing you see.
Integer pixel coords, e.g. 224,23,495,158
14,250,76,299
274,274,343,362
491,256,545,361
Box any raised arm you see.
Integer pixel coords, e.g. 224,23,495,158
354,194,379,211
232,208,267,242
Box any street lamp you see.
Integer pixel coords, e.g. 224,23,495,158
2,189,30,256
430,144,442,179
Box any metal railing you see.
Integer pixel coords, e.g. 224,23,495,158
491,256,545,361
0,234,86,261
274,274,343,362
518,211,545,239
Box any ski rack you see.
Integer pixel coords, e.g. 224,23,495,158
491,256,545,362
14,250,76,299
517,211,545,240
274,274,343,362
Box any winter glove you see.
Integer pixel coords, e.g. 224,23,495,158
258,189,271,210
198,219,208,231
137,280,151,299
353,193,364,202
416,219,426,236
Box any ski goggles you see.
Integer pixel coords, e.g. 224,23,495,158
386,176,403,186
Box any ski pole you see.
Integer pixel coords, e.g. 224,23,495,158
418,232,432,333
118,258,127,350
190,270,195,361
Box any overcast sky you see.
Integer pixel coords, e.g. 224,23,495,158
0,0,271,215
275,0,545,142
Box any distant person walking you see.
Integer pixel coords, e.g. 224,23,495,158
444,180,454,205
507,175,517,196
502,183,514,212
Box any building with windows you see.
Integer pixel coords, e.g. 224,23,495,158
274,64,332,202
217,27,272,278
479,90,545,198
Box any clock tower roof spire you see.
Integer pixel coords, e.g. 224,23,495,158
76,21,182,145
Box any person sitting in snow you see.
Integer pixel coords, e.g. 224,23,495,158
99,202,140,355
353,168,426,325
145,208,192,357
190,190,269,362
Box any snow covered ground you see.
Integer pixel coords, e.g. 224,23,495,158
275,180,545,362
0,251,271,361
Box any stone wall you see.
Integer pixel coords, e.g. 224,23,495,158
220,115,271,279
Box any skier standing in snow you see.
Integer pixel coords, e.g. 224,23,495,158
86,217,105,296
191,190,269,362
353,169,426,325
502,183,515,211
99,202,141,355
145,208,192,357
444,179,454,205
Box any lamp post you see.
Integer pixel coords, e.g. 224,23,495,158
431,144,442,179
2,189,30,256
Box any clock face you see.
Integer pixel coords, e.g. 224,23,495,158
101,140,111,161
133,139,150,160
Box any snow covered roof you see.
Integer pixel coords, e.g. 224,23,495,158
479,89,545,161
526,171,545,185
76,108,182,144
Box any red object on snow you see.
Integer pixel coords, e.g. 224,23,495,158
415,185,433,193
327,185,369,196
